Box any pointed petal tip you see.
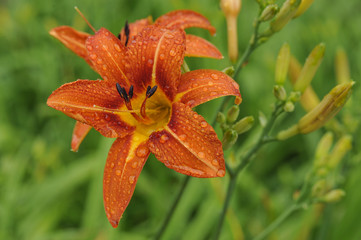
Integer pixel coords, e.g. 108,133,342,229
108,218,119,228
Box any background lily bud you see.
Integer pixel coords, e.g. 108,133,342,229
288,91,301,103
220,0,242,62
311,179,327,198
283,101,295,112
277,125,299,140
233,116,254,134
275,42,291,85
335,47,351,85
293,0,315,18
216,112,226,124
258,111,267,128
270,0,302,33
327,135,352,170
259,4,279,22
222,66,235,77
294,43,325,93
222,129,238,150
227,105,240,123
314,132,333,168
273,85,287,101
320,189,346,203
297,82,354,134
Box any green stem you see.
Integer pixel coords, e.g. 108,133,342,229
154,175,191,240
253,204,303,240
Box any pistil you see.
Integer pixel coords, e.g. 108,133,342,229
140,85,158,119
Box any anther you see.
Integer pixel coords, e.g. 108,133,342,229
117,33,121,40
128,85,134,99
124,20,130,47
116,83,129,102
147,85,158,98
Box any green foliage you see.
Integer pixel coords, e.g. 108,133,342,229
0,0,360,239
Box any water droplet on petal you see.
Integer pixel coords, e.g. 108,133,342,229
217,169,225,177
131,161,138,168
212,159,219,166
129,176,135,184
208,81,214,86
102,44,109,50
193,113,199,119
105,114,110,120
198,151,205,159
114,43,121,52
90,54,97,59
115,170,121,176
179,134,186,141
201,121,207,128
102,64,107,70
87,45,93,51
147,59,153,66
110,162,115,168
159,53,165,60
136,146,149,157
96,58,103,64
211,73,219,80
169,49,176,56
159,134,169,143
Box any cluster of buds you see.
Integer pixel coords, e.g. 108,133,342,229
217,105,254,150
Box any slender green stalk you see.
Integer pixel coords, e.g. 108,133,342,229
154,175,191,240
253,204,303,240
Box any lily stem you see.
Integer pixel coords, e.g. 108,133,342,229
154,175,191,240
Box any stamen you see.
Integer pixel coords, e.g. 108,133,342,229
128,85,134,99
141,85,158,120
74,7,96,33
124,20,130,47
117,33,121,40
147,85,158,98
116,83,129,102
146,86,151,95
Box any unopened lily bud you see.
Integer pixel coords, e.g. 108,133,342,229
283,101,295,112
220,0,242,62
273,85,287,101
233,116,254,134
293,0,315,18
328,135,352,169
314,132,333,168
227,105,240,123
288,91,301,103
259,4,279,22
277,125,299,140
222,129,238,150
311,179,327,198
297,82,354,134
259,111,267,128
216,112,226,124
222,66,235,77
270,0,302,33
335,47,351,85
321,189,345,203
294,43,325,93
275,43,291,85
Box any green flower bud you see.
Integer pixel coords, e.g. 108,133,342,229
283,101,295,112
288,91,301,102
320,189,345,203
259,4,279,22
294,43,325,93
216,112,226,124
259,111,267,128
227,105,240,123
311,179,327,198
273,85,287,101
232,116,254,134
270,0,302,33
327,135,352,169
314,132,333,168
222,129,238,150
335,47,351,85
275,43,291,85
222,66,235,77
293,0,315,18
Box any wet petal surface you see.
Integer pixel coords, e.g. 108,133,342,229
71,121,92,152
185,34,222,59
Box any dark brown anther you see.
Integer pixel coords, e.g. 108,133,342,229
147,85,158,98
124,20,130,47
146,86,151,95
116,83,129,102
117,33,121,40
128,85,134,99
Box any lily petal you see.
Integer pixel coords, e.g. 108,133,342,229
49,26,92,66
155,10,216,35
149,102,225,178
128,25,185,101
103,133,150,227
185,34,223,59
175,69,242,108
118,17,152,45
71,121,92,152
47,79,135,138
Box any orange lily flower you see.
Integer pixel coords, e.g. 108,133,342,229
50,10,223,151
48,15,242,228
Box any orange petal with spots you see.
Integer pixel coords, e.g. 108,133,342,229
148,102,225,178
155,10,216,35
185,34,223,59
175,69,242,108
127,25,185,101
47,79,135,138
103,134,149,227
118,17,152,45
71,121,92,152
49,26,92,66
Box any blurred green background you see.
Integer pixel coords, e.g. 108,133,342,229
1,0,360,239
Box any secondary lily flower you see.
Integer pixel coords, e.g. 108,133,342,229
50,10,223,151
48,22,241,227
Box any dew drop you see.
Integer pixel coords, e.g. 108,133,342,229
159,134,169,143
96,58,103,64
105,114,110,120
193,113,199,119
216,169,225,177
212,159,219,166
115,170,121,176
200,121,207,128
147,59,153,66
169,49,177,56
102,64,107,70
90,53,97,59
159,53,165,60
165,33,174,39
136,146,149,157
208,81,214,86
179,134,186,141
211,73,219,80
110,162,115,168
198,151,205,159
129,176,135,184
210,91,217,96
102,44,109,50
186,100,195,106
114,43,121,52
131,161,138,168
87,45,93,51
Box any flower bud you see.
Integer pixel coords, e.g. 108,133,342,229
288,91,301,103
259,4,279,22
216,112,226,124
259,111,267,128
311,179,327,198
321,189,345,203
277,125,298,140
294,43,325,93
270,0,302,33
273,85,287,101
275,43,291,85
297,82,354,134
233,116,254,134
222,66,235,77
220,0,242,62
335,47,351,85
283,101,295,112
227,105,240,123
314,132,333,168
222,129,238,150
293,0,315,18
327,135,352,169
